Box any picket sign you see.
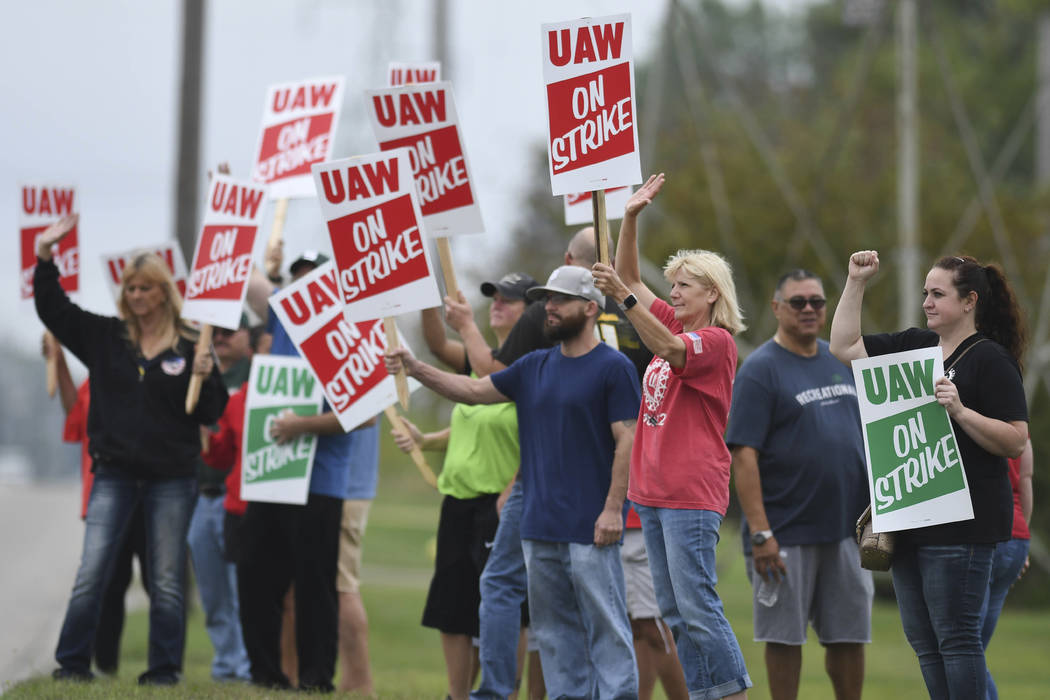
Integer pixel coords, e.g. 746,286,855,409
251,76,345,199
265,197,290,280
381,317,411,410
241,355,324,505
182,175,269,413
387,61,441,87
20,184,79,300
101,243,189,305
592,191,610,265
540,13,642,197
851,346,973,533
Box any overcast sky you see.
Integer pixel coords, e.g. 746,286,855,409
2,0,815,366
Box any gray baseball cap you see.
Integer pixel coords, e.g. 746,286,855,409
525,265,605,307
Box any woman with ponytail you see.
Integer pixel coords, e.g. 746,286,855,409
830,251,1028,699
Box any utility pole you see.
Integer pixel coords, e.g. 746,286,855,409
897,0,919,329
174,0,205,264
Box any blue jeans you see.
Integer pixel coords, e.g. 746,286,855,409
634,505,752,700
892,543,995,699
472,480,526,700
187,493,250,681
979,537,1029,700
522,539,637,699
55,468,196,682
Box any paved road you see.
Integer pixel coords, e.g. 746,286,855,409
0,481,81,692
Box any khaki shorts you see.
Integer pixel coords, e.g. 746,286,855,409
336,499,372,594
621,529,661,620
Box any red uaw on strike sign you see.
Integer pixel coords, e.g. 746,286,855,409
365,82,484,237
101,243,189,306
20,184,78,299
269,261,421,431
563,186,632,226
311,149,441,321
541,13,642,196
182,175,268,330
388,61,441,87
251,76,345,199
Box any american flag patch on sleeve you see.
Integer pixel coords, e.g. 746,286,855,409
686,331,703,354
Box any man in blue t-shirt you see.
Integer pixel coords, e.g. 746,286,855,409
725,269,872,700
238,250,377,693
386,265,641,699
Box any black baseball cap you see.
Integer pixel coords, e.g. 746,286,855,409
480,272,538,302
289,250,330,276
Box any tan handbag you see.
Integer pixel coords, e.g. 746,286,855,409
855,504,894,571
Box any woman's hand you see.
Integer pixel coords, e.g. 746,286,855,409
35,214,78,261
934,376,963,417
192,347,214,376
444,291,474,334
624,173,665,218
269,409,303,445
390,417,423,454
848,250,880,283
591,263,632,303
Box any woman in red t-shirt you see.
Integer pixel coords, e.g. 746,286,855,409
592,173,752,700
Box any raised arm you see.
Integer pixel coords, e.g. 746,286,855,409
614,173,665,311
421,306,467,372
385,347,509,405
443,292,503,377
594,418,635,547
830,250,880,364
592,262,688,369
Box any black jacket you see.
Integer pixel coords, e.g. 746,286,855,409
35,258,228,478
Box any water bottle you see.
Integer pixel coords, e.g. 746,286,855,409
756,551,787,607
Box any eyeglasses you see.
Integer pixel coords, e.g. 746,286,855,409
547,292,584,305
783,296,827,311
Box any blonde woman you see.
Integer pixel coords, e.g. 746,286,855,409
592,174,751,699
34,214,228,686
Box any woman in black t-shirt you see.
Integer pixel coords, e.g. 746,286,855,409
829,250,1028,699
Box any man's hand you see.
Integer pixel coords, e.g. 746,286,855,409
753,537,787,582
593,507,623,547
269,409,304,445
384,346,417,378
36,214,78,261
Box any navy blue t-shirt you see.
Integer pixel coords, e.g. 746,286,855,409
725,339,868,553
491,343,641,544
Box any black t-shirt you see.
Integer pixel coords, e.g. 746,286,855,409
596,299,653,385
494,301,553,367
862,329,1027,546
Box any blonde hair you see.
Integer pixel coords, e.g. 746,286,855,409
118,251,193,349
663,249,747,335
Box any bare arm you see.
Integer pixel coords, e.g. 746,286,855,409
592,262,687,369
613,174,664,312
390,416,451,453
594,419,635,547
269,410,370,444
731,446,786,580
935,377,1028,458
385,347,509,405
444,292,503,377
830,250,880,364
245,266,276,323
1018,438,1033,524
420,306,467,372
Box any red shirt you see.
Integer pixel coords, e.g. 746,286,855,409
201,384,248,516
628,299,737,514
62,380,92,520
1007,455,1030,540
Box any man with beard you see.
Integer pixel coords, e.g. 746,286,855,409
386,266,641,699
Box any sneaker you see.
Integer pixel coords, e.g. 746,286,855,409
52,667,94,682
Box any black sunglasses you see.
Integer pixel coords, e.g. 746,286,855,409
784,296,827,311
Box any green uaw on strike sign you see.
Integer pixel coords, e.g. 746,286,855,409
241,355,324,505
851,346,973,533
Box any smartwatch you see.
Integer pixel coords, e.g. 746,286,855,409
617,293,638,312
750,529,774,546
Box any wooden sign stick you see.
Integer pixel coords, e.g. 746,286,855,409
592,190,611,265
265,197,289,279
383,317,411,410
383,405,437,488
44,331,58,398
435,238,460,300
185,324,213,414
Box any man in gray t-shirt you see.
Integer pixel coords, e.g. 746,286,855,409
726,269,872,700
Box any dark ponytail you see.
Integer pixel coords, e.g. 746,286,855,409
934,256,1027,368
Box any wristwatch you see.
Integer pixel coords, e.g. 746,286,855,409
750,529,774,546
617,293,638,312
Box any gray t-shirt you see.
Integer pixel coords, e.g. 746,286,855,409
725,338,868,553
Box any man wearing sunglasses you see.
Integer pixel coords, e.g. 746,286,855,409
725,270,872,700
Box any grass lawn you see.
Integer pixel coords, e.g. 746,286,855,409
7,462,1049,698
